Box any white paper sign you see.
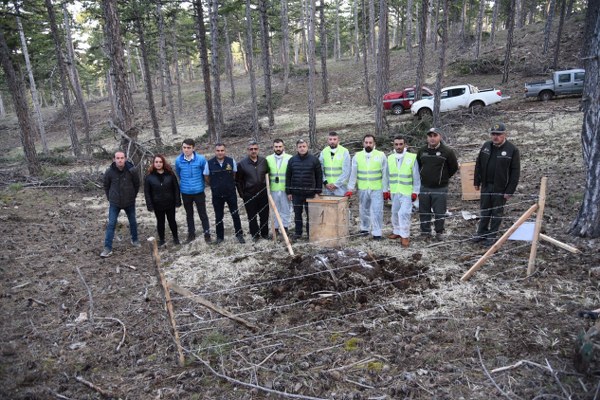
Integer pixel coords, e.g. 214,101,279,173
509,221,536,241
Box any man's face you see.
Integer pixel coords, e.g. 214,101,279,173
394,139,406,153
327,136,339,148
215,145,226,160
363,137,375,152
247,144,259,158
297,142,308,155
273,142,284,155
427,133,441,147
491,131,506,145
114,152,126,169
182,143,194,157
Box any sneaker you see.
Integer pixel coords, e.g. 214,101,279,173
158,240,166,247
483,238,496,247
434,232,444,242
214,238,224,245
237,235,246,244
470,236,485,244
100,247,113,258
203,233,211,243
131,239,141,247
292,234,302,241
372,236,383,241
359,230,369,236
187,233,196,243
401,238,410,248
173,238,181,245
387,233,401,239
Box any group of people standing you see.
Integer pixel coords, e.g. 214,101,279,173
100,123,520,257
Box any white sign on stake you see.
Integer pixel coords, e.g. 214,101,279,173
508,221,536,241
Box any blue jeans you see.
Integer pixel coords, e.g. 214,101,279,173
104,204,138,250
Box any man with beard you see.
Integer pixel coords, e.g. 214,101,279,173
266,139,292,235
346,134,388,240
319,131,351,196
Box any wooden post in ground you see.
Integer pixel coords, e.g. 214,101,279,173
461,203,539,281
266,173,294,255
539,234,581,254
147,237,185,366
527,177,547,276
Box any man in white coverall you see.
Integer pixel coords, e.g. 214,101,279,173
386,135,420,247
266,139,292,234
346,134,388,240
319,131,351,196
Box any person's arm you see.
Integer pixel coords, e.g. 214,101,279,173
381,154,388,192
173,174,181,207
314,158,323,194
505,146,521,196
203,162,210,186
144,176,154,211
347,156,358,191
447,147,459,178
285,159,292,195
235,161,245,197
175,157,181,178
318,151,327,184
132,169,141,196
336,151,351,188
412,160,421,194
474,145,483,190
103,169,111,200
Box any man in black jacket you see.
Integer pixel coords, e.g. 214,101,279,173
236,140,270,241
416,128,459,240
285,139,323,240
472,122,521,245
101,151,140,257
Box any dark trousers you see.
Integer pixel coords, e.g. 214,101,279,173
182,192,210,236
477,183,507,238
292,195,312,236
213,193,243,239
419,185,449,234
154,207,178,242
244,191,270,239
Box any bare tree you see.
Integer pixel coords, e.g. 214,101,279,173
307,0,317,147
490,0,499,44
354,0,360,62
474,0,485,59
319,0,329,104
414,0,429,101
281,0,291,93
133,1,161,145
553,0,567,69
209,0,224,139
171,11,184,113
245,0,259,137
515,0,523,28
570,0,600,238
0,93,5,118
157,0,177,137
543,0,557,54
45,0,80,157
406,0,413,62
360,0,371,106
193,0,216,141
0,28,41,176
369,0,376,60
432,0,448,127
15,8,48,154
502,0,516,84
258,0,274,127
223,16,236,106
334,0,341,60
374,0,388,136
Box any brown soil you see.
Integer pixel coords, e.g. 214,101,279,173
1,13,599,400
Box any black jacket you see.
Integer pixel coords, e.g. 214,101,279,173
417,142,459,188
103,161,140,208
207,156,237,197
144,171,181,211
474,140,520,195
236,156,268,198
285,153,323,196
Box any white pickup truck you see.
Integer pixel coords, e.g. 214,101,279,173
410,84,503,118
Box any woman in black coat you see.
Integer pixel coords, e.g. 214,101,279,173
144,155,181,246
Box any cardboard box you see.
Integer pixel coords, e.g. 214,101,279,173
306,196,349,247
460,162,480,201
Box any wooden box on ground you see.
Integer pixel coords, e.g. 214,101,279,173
460,162,481,201
306,196,349,247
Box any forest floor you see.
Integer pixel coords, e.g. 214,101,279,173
1,13,599,400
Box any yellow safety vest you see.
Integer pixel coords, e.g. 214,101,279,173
355,149,385,190
266,153,291,192
388,152,416,195
322,145,348,183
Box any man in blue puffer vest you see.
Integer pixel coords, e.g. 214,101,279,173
175,139,211,243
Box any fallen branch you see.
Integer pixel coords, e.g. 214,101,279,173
74,375,113,398
545,359,571,399
168,281,259,332
97,317,127,352
476,347,514,400
76,266,94,323
491,359,551,374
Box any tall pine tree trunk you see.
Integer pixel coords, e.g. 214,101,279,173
15,10,48,154
414,0,428,101
354,0,360,62
245,0,259,137
259,0,274,127
502,0,516,84
209,0,224,140
223,17,236,106
334,0,341,60
126,41,137,90
281,0,291,94
553,0,566,69
0,93,6,118
0,29,41,176
490,0,499,44
369,0,376,62
319,0,329,104
45,0,80,157
134,1,161,145
171,13,184,113
307,0,317,147
474,0,485,59
360,0,371,106
433,0,448,127
157,0,177,137
406,0,414,64
374,0,388,136
543,0,557,54
193,0,216,141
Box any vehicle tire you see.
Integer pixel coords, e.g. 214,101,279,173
539,91,553,102
469,100,485,112
391,104,404,115
417,108,432,119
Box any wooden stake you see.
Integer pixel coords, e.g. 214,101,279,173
539,233,581,254
265,174,294,255
147,237,185,366
168,281,259,332
461,203,539,281
527,177,547,276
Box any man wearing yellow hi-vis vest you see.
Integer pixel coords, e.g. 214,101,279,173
387,136,421,248
266,139,292,234
346,134,388,240
319,132,351,196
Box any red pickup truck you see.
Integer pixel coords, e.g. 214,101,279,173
383,86,434,115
